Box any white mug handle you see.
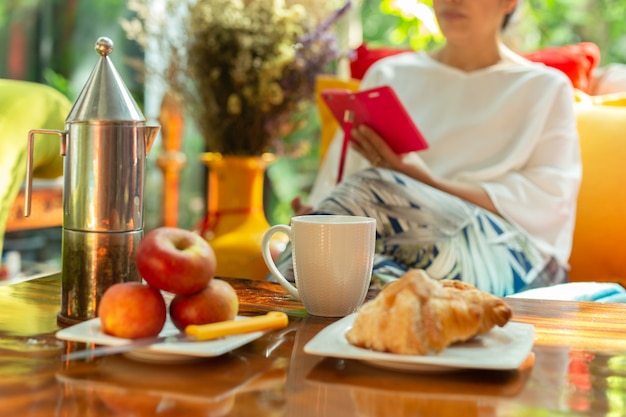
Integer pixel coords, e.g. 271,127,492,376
261,224,300,300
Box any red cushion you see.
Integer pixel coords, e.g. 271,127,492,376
349,42,602,93
349,43,413,80
523,42,601,93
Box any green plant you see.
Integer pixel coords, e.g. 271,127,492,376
520,0,626,65
361,0,443,50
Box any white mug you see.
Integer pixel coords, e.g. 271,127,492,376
261,215,376,317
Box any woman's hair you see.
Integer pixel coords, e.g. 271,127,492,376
502,12,514,29
502,3,518,30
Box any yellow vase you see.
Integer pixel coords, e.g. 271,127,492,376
198,152,275,280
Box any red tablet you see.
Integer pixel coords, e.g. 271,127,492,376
321,85,428,155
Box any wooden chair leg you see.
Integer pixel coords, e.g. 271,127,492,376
156,90,186,228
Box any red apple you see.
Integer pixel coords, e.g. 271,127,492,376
98,282,166,339
135,227,217,295
169,279,239,332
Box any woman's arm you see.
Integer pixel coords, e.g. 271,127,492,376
350,124,499,214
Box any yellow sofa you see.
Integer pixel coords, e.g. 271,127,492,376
569,99,626,286
316,76,626,287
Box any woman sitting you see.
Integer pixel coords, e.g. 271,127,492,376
282,0,582,296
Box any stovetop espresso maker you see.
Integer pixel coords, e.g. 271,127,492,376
25,37,159,326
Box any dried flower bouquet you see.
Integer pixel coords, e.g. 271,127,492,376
123,0,351,155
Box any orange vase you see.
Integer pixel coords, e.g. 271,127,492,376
198,152,275,280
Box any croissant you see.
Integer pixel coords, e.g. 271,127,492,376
439,279,512,335
345,269,512,355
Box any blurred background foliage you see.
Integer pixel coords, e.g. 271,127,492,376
519,0,626,65
363,0,442,50
360,0,626,65
0,0,142,100
2,0,626,229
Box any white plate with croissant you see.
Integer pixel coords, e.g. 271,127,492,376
304,270,535,372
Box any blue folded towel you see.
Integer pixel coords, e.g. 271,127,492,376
507,282,626,303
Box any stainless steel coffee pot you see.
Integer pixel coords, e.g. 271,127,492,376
25,37,159,326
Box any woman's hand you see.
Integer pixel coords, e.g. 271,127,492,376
350,124,399,168
351,124,435,185
291,196,313,216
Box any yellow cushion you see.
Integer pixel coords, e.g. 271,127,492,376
592,92,626,107
577,90,626,106
569,103,626,285
315,75,360,164
0,79,71,257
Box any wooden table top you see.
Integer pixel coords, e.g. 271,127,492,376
1,273,625,416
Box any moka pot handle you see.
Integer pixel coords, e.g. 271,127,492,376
25,129,66,217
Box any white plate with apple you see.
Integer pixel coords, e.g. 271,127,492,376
56,315,268,364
